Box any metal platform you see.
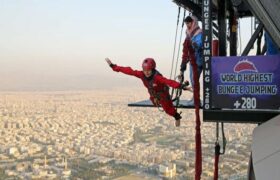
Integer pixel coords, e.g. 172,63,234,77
128,99,203,109
204,109,280,124
172,0,253,20
129,99,280,123
173,0,280,49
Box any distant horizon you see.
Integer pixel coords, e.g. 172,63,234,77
0,1,256,91
0,73,145,91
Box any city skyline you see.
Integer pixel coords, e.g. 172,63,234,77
0,90,256,179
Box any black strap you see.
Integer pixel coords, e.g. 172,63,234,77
146,71,169,101
215,122,227,155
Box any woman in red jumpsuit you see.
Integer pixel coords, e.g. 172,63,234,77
105,57,189,127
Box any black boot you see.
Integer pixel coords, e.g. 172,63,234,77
174,112,182,127
174,112,182,120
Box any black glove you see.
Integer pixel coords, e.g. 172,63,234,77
110,64,116,68
180,81,190,90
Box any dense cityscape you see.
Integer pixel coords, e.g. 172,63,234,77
0,88,256,179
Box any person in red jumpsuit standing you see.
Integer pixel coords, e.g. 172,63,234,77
180,16,203,105
105,57,190,127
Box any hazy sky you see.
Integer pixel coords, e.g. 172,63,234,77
0,0,254,90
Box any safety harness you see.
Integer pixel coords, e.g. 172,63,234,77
144,70,170,111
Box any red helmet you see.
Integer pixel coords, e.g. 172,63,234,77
142,58,156,71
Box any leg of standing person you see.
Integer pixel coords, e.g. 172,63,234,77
189,64,194,88
188,64,195,105
190,64,202,88
188,65,203,105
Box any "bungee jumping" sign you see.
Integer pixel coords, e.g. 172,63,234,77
211,55,280,110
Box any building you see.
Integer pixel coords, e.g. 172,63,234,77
159,163,176,178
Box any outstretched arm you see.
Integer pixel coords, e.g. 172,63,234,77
156,75,191,91
105,58,142,78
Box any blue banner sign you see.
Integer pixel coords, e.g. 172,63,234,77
212,55,280,110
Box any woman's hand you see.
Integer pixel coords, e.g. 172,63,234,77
181,80,193,91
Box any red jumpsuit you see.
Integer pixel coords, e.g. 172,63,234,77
111,65,181,117
181,37,196,69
